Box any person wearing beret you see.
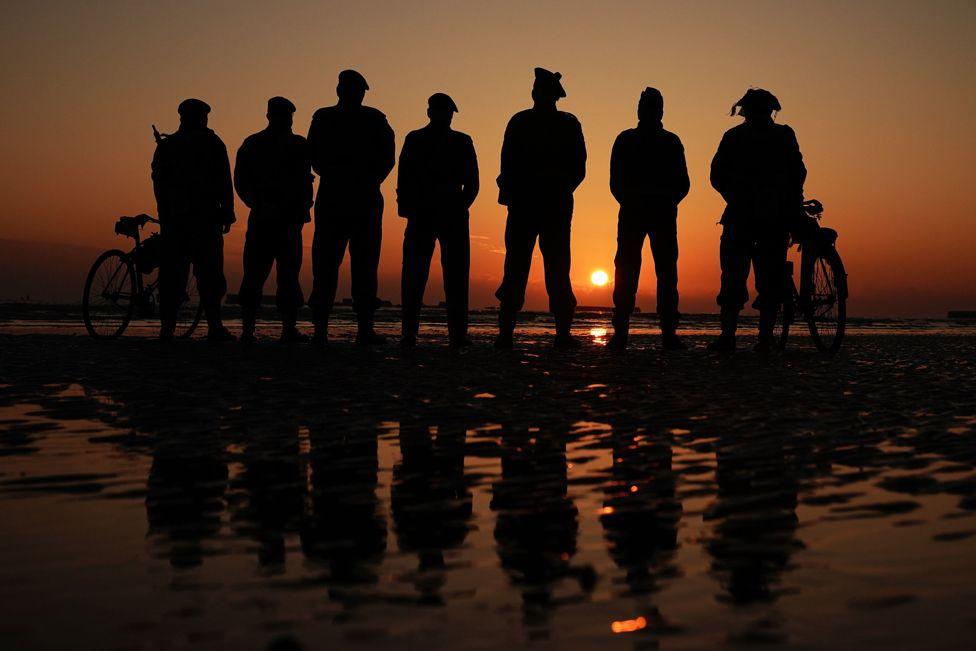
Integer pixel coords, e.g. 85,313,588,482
235,97,314,344
397,92,479,348
151,98,236,342
494,67,587,349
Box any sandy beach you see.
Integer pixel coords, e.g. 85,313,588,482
1,328,975,650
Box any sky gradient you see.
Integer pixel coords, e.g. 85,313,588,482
1,0,974,316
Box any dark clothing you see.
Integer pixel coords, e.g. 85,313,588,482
234,127,313,321
151,126,234,328
401,216,470,340
307,104,395,322
397,125,479,341
159,223,227,326
495,107,585,327
609,122,689,332
710,121,805,314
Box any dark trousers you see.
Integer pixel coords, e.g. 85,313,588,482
159,224,226,329
401,213,470,341
238,218,304,324
612,209,679,333
495,200,577,328
717,224,789,314
309,193,383,326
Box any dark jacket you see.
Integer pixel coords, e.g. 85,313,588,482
610,121,690,212
396,125,479,219
151,127,235,227
307,104,395,197
710,121,806,227
497,108,586,206
234,127,313,224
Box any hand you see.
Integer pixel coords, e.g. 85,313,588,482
222,222,232,235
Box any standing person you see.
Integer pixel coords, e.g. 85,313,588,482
397,93,479,348
607,87,690,351
494,67,587,350
307,70,396,346
235,97,314,344
709,89,806,352
151,98,236,342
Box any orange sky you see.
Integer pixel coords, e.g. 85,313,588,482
1,0,974,316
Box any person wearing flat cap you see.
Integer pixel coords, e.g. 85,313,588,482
709,88,807,353
607,87,690,352
234,96,314,344
151,98,236,342
396,92,479,348
494,67,587,349
306,69,396,346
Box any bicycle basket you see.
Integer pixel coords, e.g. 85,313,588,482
135,233,162,274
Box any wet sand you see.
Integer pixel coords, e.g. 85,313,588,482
1,331,975,650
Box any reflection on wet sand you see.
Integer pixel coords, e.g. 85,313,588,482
1,333,976,649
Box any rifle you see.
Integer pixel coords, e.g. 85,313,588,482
151,124,169,144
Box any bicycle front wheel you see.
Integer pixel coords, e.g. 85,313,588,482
174,273,203,338
805,248,847,353
83,249,137,339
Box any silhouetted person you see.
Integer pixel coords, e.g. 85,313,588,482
494,68,586,349
307,70,395,346
235,97,314,344
607,88,690,351
151,98,235,342
398,93,480,348
709,89,806,352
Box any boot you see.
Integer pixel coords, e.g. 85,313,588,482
553,311,581,350
401,316,418,349
207,322,236,343
279,317,307,344
606,315,628,351
494,310,516,349
708,309,738,353
356,317,387,346
240,312,257,345
755,308,777,353
660,316,686,351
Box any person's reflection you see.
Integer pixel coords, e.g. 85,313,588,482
490,424,595,633
230,419,303,570
145,430,228,569
600,426,681,598
300,424,386,600
391,419,473,604
705,432,802,605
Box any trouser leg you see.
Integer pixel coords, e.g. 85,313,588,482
611,216,646,336
159,231,191,332
400,219,436,339
239,220,276,334
274,224,305,327
495,209,537,334
649,218,680,335
716,226,752,337
191,227,227,329
309,217,347,332
350,210,383,329
753,236,789,341
538,209,576,335
440,216,470,342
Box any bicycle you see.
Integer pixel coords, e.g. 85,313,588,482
775,199,848,353
82,214,203,339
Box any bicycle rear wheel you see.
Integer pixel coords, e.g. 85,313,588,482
174,273,203,337
805,248,847,353
83,250,137,339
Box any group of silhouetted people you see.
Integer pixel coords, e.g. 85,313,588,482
151,68,806,352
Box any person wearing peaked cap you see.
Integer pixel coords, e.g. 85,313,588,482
494,67,586,350
235,97,314,345
306,70,395,346
709,88,806,353
397,92,479,348
151,99,236,342
607,87,690,352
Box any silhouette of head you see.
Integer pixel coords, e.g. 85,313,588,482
337,69,368,106
531,67,566,107
638,87,664,123
178,98,210,130
427,92,457,128
266,96,296,131
731,88,780,122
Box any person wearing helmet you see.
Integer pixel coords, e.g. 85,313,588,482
494,67,587,350
307,70,396,346
709,88,806,352
151,98,236,342
607,87,690,352
235,97,314,344
397,92,480,349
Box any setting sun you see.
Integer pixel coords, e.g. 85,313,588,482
590,270,610,287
